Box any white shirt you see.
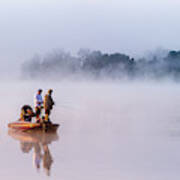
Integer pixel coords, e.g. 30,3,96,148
34,94,43,107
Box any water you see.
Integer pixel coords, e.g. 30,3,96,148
1,81,180,180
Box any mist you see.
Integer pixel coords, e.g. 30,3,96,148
20,48,180,82
1,80,180,180
2,0,180,179
1,0,180,78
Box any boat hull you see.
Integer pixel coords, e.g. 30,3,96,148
8,122,59,132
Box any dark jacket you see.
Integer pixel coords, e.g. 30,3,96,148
44,94,54,110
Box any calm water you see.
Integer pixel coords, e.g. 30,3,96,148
1,81,180,180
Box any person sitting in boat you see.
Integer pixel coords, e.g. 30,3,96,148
44,89,55,122
34,89,43,122
20,105,35,122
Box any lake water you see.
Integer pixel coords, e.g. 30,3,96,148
1,81,180,180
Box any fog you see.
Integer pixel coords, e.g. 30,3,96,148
1,0,180,77
1,81,180,179
1,0,180,179
20,48,180,82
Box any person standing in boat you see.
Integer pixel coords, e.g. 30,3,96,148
44,89,55,122
34,89,43,122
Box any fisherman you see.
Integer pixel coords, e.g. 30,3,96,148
34,89,43,122
20,105,35,122
44,89,55,122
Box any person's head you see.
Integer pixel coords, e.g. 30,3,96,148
38,89,42,95
48,89,53,95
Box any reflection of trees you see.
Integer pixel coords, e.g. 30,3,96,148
8,130,59,176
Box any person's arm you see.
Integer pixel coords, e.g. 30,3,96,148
34,95,39,107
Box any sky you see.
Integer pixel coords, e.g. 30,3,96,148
0,0,180,75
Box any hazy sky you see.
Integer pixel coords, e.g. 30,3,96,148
0,0,180,73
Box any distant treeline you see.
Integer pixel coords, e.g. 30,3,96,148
21,49,180,81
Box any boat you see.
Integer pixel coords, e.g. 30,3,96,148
8,121,59,132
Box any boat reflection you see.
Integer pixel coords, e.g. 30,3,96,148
8,129,59,176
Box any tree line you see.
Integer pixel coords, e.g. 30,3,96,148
21,49,180,81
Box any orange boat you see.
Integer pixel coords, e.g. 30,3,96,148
8,121,59,132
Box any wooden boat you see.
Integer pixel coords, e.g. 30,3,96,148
8,121,59,132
